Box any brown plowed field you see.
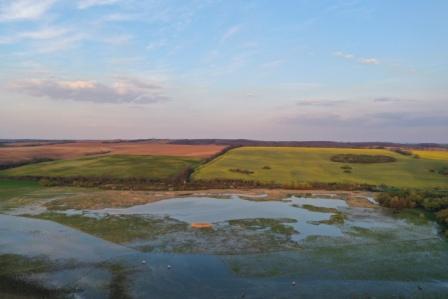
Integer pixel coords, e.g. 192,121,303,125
0,141,226,164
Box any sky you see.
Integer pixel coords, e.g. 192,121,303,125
0,0,447,142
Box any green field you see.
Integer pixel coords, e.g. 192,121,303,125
0,155,201,180
193,147,448,188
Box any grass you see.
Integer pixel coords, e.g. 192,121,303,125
0,155,201,180
33,213,188,244
228,218,297,236
193,147,448,188
296,204,338,213
0,179,43,201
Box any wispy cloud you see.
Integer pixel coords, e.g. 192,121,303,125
373,97,403,103
9,77,169,104
0,0,56,21
220,25,241,43
334,51,379,65
280,111,448,128
359,57,379,65
0,26,70,45
260,60,284,69
20,27,70,40
333,51,354,59
146,40,167,51
78,0,120,10
296,99,347,106
36,33,86,53
103,34,132,45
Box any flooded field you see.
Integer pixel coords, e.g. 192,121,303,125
1,192,448,298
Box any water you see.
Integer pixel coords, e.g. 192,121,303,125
1,194,448,298
94,196,347,240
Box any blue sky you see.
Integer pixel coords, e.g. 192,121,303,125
0,0,447,142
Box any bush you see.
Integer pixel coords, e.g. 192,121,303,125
229,168,254,175
390,148,413,156
331,154,396,164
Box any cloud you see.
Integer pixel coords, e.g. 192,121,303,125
220,25,241,42
100,13,138,22
35,33,86,53
333,51,354,59
103,34,132,45
296,99,347,106
334,51,379,65
78,0,120,9
373,97,403,103
370,112,448,127
9,77,169,104
0,26,71,45
20,27,70,40
280,111,448,128
359,57,379,65
0,0,56,21
146,40,167,51
260,60,284,69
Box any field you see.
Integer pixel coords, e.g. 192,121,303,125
0,155,201,180
0,141,225,164
193,147,448,188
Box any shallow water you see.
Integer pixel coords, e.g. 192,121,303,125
1,195,448,298
94,196,348,241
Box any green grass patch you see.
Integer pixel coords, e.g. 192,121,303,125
0,179,43,201
33,213,188,244
193,147,448,188
295,204,338,213
0,155,201,180
228,218,297,236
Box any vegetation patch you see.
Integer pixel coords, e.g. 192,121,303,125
0,254,73,298
32,213,189,244
330,154,396,164
295,204,338,213
390,148,413,156
229,168,254,175
310,212,346,225
377,189,448,236
0,179,43,201
228,218,297,236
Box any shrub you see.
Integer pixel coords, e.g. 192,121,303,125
229,168,254,175
331,154,396,164
390,148,413,156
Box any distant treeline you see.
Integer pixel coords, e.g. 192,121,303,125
0,158,55,170
168,139,447,149
1,138,447,149
0,140,74,147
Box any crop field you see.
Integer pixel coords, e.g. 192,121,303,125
0,141,225,164
193,147,448,188
0,155,201,180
